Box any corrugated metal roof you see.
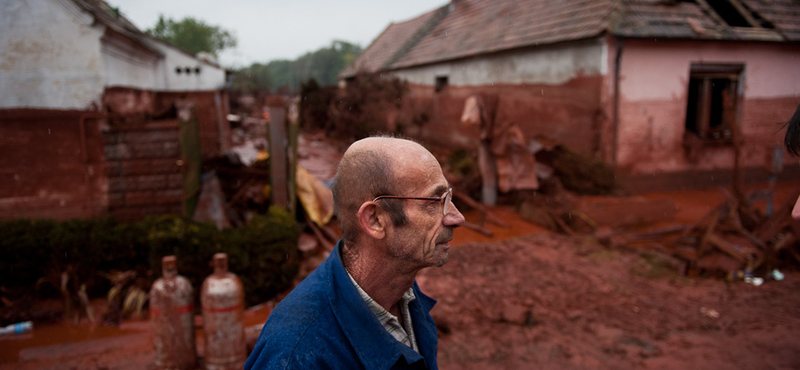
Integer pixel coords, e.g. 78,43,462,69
343,0,800,76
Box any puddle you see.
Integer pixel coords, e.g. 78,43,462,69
0,319,146,364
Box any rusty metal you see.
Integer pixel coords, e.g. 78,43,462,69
201,253,246,370
150,256,197,370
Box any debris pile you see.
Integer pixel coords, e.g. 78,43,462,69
599,189,800,280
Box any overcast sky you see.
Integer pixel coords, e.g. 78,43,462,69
106,0,445,68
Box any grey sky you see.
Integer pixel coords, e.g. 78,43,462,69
106,0,445,68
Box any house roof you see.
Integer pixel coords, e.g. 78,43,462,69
343,0,800,77
72,0,162,56
70,0,224,68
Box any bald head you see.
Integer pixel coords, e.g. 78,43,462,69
331,137,438,244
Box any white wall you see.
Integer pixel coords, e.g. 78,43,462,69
150,40,227,91
0,0,105,109
390,38,607,86
101,36,160,90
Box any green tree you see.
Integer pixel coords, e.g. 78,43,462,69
146,15,237,57
230,40,363,95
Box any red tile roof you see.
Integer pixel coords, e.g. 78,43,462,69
343,0,800,76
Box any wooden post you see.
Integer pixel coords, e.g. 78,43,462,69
287,98,299,218
267,96,289,211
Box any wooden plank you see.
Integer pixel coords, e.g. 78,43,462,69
705,233,752,263
698,210,720,257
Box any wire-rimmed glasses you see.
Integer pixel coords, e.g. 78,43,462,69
372,188,453,215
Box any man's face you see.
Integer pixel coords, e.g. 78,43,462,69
383,154,465,268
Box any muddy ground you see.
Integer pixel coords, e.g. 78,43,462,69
421,234,800,370
2,188,799,369
2,132,798,369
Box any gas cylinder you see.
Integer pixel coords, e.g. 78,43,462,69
201,253,246,370
150,256,197,370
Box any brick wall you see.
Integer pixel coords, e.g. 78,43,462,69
0,109,107,221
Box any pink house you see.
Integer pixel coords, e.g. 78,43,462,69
342,0,800,191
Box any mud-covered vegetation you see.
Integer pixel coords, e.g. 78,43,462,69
300,72,407,140
0,207,299,325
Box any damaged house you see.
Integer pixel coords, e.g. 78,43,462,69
0,0,230,221
342,0,800,192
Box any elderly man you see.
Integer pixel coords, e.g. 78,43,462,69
245,136,465,369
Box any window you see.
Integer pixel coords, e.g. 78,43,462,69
684,64,743,142
435,75,448,92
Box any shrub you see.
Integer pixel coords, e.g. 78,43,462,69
0,208,300,310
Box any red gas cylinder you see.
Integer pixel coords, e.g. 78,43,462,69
201,253,246,370
150,256,197,370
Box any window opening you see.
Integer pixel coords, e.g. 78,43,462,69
435,76,448,92
685,64,743,142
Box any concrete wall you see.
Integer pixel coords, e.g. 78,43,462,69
0,0,105,109
392,39,607,86
616,39,800,177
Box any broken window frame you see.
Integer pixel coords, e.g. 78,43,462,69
684,63,744,144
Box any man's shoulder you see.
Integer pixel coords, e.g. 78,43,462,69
245,258,363,369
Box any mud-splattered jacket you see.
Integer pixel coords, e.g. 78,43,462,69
244,240,440,370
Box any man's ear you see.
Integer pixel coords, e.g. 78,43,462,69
357,201,387,239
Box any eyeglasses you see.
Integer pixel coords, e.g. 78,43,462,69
373,188,453,216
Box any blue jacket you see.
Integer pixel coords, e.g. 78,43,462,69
244,240,440,370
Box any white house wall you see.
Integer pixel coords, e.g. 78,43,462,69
150,41,226,91
0,0,105,109
101,35,160,90
390,39,607,86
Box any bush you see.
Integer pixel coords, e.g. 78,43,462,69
0,208,300,310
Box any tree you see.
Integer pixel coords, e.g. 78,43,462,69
146,15,237,57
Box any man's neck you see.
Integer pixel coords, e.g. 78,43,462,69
342,242,419,315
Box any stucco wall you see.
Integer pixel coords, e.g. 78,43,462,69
616,39,800,175
0,0,105,109
391,39,607,86
101,36,161,90
150,41,227,91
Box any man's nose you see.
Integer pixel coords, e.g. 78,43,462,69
444,202,466,227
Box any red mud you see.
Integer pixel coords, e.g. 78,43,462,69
2,182,798,369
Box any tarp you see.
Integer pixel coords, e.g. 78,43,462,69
296,166,334,226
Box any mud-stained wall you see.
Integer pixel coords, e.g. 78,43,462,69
103,121,183,221
402,75,605,156
616,40,800,177
0,109,107,221
103,88,230,158
156,91,231,157
0,0,105,109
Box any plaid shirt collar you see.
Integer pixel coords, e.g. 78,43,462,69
346,271,419,353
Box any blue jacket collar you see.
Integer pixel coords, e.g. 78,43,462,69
326,240,438,369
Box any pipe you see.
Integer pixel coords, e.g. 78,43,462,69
612,37,624,167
